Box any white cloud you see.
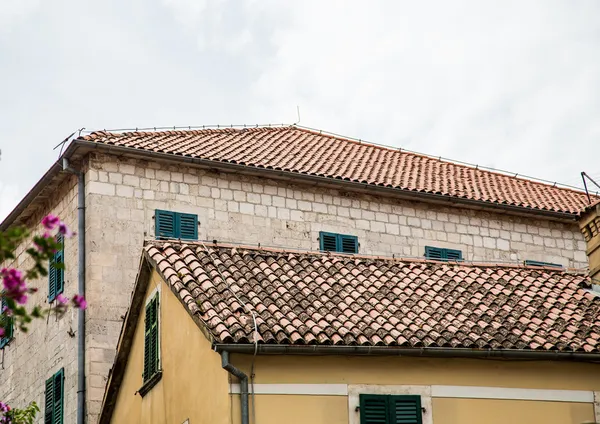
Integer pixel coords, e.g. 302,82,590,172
1,0,600,219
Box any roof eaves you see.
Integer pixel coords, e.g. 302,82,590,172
213,344,600,362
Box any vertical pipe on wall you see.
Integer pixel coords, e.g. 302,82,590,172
63,158,86,424
221,351,249,424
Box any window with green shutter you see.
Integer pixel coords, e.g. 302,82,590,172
359,394,422,424
424,246,463,262
0,296,13,348
319,232,359,253
143,292,160,383
44,368,64,424
524,260,562,268
48,234,64,302
155,210,198,240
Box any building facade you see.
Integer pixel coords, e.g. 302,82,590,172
101,242,600,424
0,126,595,423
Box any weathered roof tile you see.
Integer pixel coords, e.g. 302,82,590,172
79,127,595,214
146,241,600,353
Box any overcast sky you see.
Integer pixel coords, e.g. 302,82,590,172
1,0,599,221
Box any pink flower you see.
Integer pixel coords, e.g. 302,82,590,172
72,294,87,310
33,232,52,252
56,294,68,305
0,328,4,338
1,268,28,305
41,214,60,230
58,222,74,238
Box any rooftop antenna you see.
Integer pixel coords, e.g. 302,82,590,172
581,172,600,204
294,105,301,125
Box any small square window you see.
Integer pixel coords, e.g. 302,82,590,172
155,210,198,240
319,232,358,253
424,246,463,261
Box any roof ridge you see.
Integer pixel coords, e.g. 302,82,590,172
144,239,589,274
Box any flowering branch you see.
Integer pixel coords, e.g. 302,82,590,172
0,215,85,422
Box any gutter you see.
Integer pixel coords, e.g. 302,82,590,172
73,140,579,223
213,344,600,363
62,158,86,424
221,350,249,424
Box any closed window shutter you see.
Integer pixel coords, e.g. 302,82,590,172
48,258,57,302
0,297,12,348
424,246,443,260
55,234,64,296
177,213,198,240
445,249,462,261
360,394,390,423
389,395,422,424
524,260,562,268
155,210,176,239
44,375,54,424
320,232,338,252
425,246,462,262
340,235,359,253
143,294,159,382
53,369,64,424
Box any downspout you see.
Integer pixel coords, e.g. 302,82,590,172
221,351,249,424
63,158,86,424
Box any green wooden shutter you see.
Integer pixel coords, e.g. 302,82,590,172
445,248,462,261
55,234,64,296
48,258,57,302
143,294,159,382
0,297,13,348
44,374,54,424
320,232,339,252
177,213,198,240
155,210,176,239
360,394,389,423
424,246,444,260
425,246,462,262
389,395,422,424
340,234,359,253
53,368,64,424
524,260,562,268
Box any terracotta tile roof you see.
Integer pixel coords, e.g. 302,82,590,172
78,126,593,215
145,241,600,353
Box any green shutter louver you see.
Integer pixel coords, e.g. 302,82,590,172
45,368,64,424
424,246,462,262
48,234,64,302
319,232,359,253
390,395,422,424
524,260,563,268
360,394,422,424
155,210,198,240
360,394,390,423
0,296,13,348
143,293,160,382
178,213,198,240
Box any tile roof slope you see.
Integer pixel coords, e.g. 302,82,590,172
79,126,593,215
146,241,600,353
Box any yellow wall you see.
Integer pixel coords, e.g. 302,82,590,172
231,395,349,424
231,354,600,390
433,398,593,424
110,270,231,424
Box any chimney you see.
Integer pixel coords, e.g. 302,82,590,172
579,202,600,282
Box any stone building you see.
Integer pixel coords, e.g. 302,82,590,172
0,125,595,423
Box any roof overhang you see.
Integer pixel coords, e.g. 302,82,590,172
1,139,580,232
213,343,600,362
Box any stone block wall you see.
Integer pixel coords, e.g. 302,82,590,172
0,175,80,424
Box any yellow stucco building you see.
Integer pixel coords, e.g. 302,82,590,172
100,240,600,424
